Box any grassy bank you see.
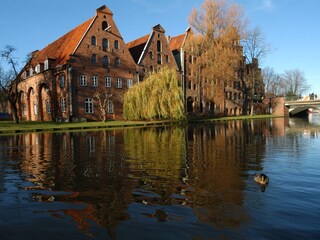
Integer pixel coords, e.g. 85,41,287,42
0,115,283,135
0,119,182,135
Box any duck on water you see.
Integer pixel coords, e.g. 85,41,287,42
254,173,269,185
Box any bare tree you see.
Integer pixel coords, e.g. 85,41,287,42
262,66,283,97
0,67,9,112
93,90,112,122
281,69,310,100
242,26,272,64
187,0,247,113
0,46,22,123
242,27,272,115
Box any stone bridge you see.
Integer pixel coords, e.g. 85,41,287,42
285,100,320,116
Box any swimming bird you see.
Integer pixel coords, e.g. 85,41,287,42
254,173,269,185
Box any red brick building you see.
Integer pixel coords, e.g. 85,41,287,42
169,29,264,116
17,5,137,121
126,24,178,82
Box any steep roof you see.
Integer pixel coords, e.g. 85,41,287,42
169,34,185,51
28,17,94,68
126,34,150,64
126,34,149,50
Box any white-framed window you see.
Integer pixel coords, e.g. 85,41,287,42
61,98,66,113
29,68,34,76
105,77,112,88
127,79,133,88
60,75,65,88
85,98,94,114
92,76,98,87
44,59,49,70
35,64,41,73
46,100,51,114
116,78,122,88
80,75,87,86
107,100,113,113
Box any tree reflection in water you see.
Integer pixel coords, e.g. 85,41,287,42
1,118,304,239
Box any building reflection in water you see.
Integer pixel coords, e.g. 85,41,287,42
1,118,293,238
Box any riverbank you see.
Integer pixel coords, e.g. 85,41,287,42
0,115,283,135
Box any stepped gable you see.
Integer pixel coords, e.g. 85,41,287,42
29,17,94,68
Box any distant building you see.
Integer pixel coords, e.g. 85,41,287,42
17,5,137,121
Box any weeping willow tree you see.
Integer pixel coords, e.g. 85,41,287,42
123,67,185,120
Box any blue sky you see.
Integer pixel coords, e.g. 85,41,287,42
1,0,319,94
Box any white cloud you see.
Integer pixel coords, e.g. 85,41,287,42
262,0,276,11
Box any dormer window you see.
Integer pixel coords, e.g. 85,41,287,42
29,68,34,76
35,64,41,73
44,59,49,70
23,71,27,79
91,36,96,46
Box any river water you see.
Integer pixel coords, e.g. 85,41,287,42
0,117,320,239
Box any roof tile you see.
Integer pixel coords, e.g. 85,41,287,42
29,17,94,68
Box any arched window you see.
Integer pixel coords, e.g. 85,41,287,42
91,36,96,46
91,54,97,64
114,40,119,49
102,21,108,31
103,56,109,66
157,53,162,64
157,40,161,52
115,57,120,67
102,38,109,51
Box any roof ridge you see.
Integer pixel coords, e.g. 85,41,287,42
126,34,150,49
30,16,94,68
